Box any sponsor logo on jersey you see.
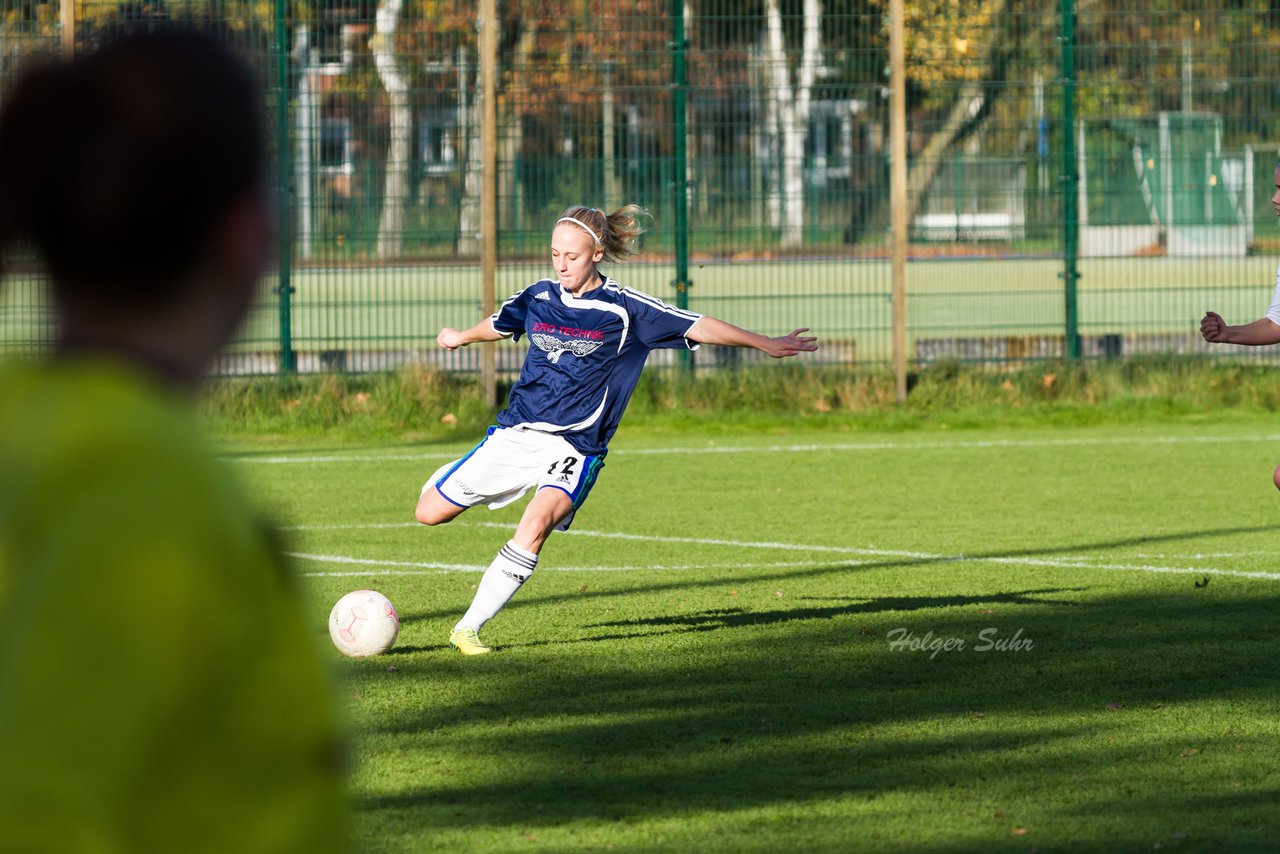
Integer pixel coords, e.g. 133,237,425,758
531,332,604,364
532,321,605,341
535,290,551,300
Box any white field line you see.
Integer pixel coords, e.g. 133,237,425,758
1130,552,1273,559
242,452,459,465
289,552,838,576
231,433,1280,466
286,522,1280,581
276,528,1268,566
281,522,420,531
462,520,938,559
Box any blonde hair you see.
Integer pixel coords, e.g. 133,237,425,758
556,204,649,263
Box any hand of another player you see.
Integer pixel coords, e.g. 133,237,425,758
437,327,465,350
1199,311,1232,344
762,328,820,359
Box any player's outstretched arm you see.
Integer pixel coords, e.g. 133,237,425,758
1200,312,1280,346
686,317,819,359
438,319,508,350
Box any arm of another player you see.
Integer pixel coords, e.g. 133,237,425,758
1200,312,1280,346
438,318,509,350
686,316,819,359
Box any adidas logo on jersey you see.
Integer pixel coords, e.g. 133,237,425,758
535,291,551,300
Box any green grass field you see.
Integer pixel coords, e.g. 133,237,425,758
229,417,1280,852
8,255,1280,363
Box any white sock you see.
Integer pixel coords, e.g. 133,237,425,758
454,541,538,633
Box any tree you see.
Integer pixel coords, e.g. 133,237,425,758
459,0,669,251
763,0,821,249
459,11,537,254
901,0,1008,229
371,0,410,259
847,0,1014,241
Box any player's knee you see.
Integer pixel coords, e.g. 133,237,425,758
514,512,558,551
415,506,443,526
415,496,453,526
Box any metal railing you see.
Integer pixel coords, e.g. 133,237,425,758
3,0,1279,379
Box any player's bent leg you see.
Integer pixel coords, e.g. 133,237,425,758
512,488,575,553
415,486,467,526
449,490,572,656
451,537,539,654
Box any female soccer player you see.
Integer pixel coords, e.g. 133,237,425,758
416,205,818,654
1201,160,1280,488
0,31,345,850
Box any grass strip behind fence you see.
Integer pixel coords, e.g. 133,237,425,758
200,357,1280,444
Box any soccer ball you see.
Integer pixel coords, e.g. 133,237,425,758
328,590,400,657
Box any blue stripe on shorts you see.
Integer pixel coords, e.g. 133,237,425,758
434,425,497,494
568,453,606,508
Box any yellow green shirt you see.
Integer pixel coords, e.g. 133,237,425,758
0,359,347,853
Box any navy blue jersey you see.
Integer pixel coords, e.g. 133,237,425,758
490,276,702,455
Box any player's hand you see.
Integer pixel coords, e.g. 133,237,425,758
762,328,819,359
1200,311,1232,344
437,327,465,350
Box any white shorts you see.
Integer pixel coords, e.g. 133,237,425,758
422,426,606,531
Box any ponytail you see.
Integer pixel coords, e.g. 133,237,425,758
557,204,650,263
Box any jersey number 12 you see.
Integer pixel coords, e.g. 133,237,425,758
547,456,578,476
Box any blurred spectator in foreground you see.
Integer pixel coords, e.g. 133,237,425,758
0,30,347,853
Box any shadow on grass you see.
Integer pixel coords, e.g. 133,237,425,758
353,580,1280,850
382,644,446,656
583,588,1089,634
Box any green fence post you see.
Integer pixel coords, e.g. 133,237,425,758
1060,0,1081,360
670,0,692,372
274,0,296,373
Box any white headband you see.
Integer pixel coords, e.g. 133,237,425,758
557,215,603,246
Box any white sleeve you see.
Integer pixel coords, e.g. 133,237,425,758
1267,263,1280,325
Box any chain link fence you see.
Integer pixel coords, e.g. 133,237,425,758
3,0,1280,373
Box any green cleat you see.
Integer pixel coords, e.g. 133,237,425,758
449,627,492,655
